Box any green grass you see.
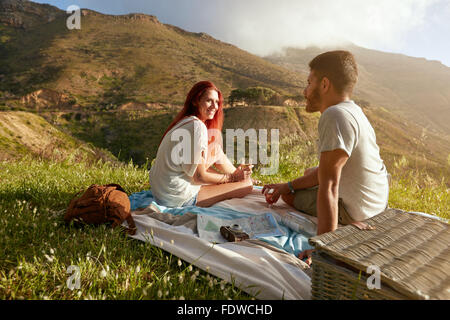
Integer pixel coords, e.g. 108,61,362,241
0,156,252,300
388,170,449,220
1,140,448,300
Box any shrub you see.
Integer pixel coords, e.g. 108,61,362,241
228,86,283,106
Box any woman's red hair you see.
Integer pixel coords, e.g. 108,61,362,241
159,81,224,146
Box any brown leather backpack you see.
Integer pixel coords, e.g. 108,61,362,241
64,184,137,235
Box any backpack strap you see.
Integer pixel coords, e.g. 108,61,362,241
125,215,137,235
105,183,126,193
105,184,137,235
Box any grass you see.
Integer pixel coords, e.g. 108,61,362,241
0,156,252,300
1,138,448,300
1,107,448,300
388,170,449,219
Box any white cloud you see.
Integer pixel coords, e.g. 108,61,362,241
100,0,437,56
195,0,439,56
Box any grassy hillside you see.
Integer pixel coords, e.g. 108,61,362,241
0,111,116,163
266,45,450,136
38,105,314,166
0,138,448,300
35,103,450,187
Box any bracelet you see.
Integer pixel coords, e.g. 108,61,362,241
219,173,228,184
219,173,233,184
287,181,295,194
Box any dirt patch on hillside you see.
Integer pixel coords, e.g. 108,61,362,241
0,112,58,154
21,89,73,110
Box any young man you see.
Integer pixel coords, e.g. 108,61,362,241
263,50,389,263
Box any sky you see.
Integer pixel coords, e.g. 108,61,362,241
33,0,450,67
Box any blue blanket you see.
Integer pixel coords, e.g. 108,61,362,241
129,190,314,256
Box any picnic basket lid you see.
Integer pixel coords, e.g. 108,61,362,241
309,208,450,300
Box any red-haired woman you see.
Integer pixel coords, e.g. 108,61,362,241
149,81,253,208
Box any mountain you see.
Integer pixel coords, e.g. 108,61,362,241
1,1,449,183
0,0,64,28
0,0,304,107
266,45,450,136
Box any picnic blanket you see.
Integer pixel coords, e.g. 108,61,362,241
125,186,317,299
129,187,315,255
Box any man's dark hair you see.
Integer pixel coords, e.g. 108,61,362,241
309,50,358,95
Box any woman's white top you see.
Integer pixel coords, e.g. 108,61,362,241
149,116,208,207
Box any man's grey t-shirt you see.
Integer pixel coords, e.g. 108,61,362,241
318,100,389,221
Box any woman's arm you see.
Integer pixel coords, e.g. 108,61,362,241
213,149,237,174
193,151,250,185
211,145,253,175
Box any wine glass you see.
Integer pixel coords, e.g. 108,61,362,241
264,188,275,209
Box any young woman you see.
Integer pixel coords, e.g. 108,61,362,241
149,81,253,208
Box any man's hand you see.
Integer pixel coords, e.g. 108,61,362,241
298,249,314,266
261,183,290,204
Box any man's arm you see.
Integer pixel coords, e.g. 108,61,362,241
317,149,349,235
262,166,319,204
291,166,319,190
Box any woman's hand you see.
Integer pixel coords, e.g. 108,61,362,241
251,178,263,186
237,164,253,175
261,183,290,204
231,164,253,182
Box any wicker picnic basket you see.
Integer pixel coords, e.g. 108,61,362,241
308,208,450,300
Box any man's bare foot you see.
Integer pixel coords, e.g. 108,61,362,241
298,249,314,266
